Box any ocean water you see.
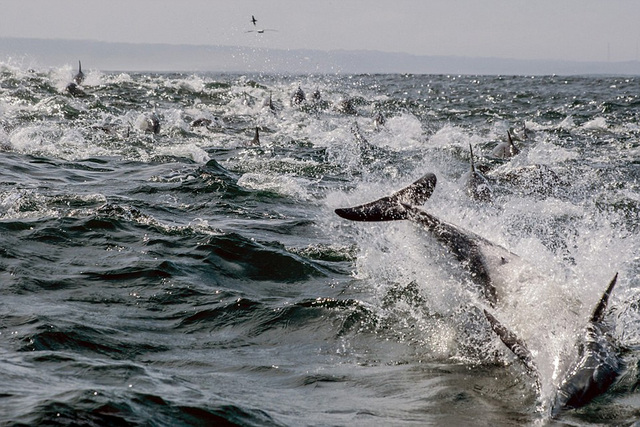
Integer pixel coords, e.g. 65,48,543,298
0,62,639,426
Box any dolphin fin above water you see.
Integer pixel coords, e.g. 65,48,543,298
485,273,621,416
335,173,437,222
590,272,617,324
249,127,260,146
551,272,620,415
335,173,502,305
490,130,520,159
74,60,85,85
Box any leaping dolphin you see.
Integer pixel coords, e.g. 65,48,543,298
334,173,621,415
335,173,509,304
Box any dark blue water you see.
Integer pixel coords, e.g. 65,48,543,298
1,63,639,425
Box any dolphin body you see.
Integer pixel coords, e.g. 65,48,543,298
334,173,621,414
291,87,306,106
335,173,510,305
137,112,160,134
485,273,620,416
491,130,520,159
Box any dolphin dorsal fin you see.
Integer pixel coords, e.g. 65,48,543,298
251,127,260,145
469,144,476,172
590,272,618,323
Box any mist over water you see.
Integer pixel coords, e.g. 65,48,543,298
0,62,639,425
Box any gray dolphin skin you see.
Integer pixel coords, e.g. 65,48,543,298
335,173,500,304
483,272,619,416
246,127,260,146
335,174,621,415
74,60,84,85
551,272,620,415
491,130,520,159
138,112,160,134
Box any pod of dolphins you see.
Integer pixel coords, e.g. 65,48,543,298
63,61,379,144
60,58,622,416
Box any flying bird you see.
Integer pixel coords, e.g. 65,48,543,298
245,29,278,34
251,15,257,26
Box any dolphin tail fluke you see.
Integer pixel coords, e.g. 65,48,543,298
484,309,540,389
590,272,618,323
335,173,437,222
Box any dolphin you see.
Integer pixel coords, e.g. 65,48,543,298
263,92,276,113
291,86,306,106
335,98,358,115
74,60,85,85
484,273,620,416
334,174,622,414
245,127,260,146
65,82,86,97
137,112,160,134
491,130,520,159
373,111,386,131
510,122,532,141
191,117,212,128
552,272,620,415
467,145,493,202
334,173,517,305
246,28,278,34
350,121,388,166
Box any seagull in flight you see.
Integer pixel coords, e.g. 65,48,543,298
246,29,278,34
251,15,257,26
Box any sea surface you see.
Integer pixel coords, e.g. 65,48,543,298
1,62,639,426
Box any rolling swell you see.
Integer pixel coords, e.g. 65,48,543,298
13,394,281,427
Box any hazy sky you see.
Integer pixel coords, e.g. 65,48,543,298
2,0,640,63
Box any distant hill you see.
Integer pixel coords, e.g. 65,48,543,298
1,37,639,76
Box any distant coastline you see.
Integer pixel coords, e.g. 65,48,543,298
1,37,639,76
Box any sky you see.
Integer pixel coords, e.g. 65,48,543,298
1,0,640,64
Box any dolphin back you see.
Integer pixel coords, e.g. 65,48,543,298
335,173,437,222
